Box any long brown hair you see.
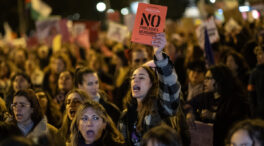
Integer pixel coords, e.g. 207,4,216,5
71,100,124,146
13,89,43,126
59,89,90,141
124,66,159,132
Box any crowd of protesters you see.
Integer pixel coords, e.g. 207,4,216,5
0,14,264,146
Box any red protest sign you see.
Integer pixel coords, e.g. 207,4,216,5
131,3,167,46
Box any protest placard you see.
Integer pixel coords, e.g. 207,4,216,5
36,18,70,45
72,23,86,37
190,121,213,146
58,19,70,42
224,18,242,34
223,7,243,25
107,21,129,43
124,14,136,32
76,29,90,50
107,11,121,23
131,3,167,46
196,17,219,49
31,0,52,19
36,17,60,41
73,21,101,43
204,17,219,44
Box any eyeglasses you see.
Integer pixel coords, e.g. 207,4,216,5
11,103,31,109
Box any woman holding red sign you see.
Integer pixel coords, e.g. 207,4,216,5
118,33,182,146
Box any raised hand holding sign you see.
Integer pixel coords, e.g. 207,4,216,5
131,3,167,46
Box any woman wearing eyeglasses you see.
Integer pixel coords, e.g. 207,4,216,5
186,65,251,146
58,89,90,144
0,89,58,142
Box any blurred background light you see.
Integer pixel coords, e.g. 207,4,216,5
107,9,115,13
184,6,200,18
239,6,250,12
130,2,139,14
252,10,260,19
210,0,216,4
121,7,129,15
217,9,223,14
96,2,106,12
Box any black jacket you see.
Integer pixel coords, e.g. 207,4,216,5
99,91,121,125
189,92,250,146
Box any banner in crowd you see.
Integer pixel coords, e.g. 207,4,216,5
73,21,101,43
36,17,70,46
72,23,86,37
223,7,243,25
75,29,90,50
124,14,136,32
204,17,219,44
224,0,238,10
59,19,70,42
196,17,219,48
36,17,59,41
31,0,52,20
107,21,129,43
190,121,213,146
131,3,167,46
107,11,121,23
224,18,242,34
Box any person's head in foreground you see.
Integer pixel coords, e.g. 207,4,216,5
203,64,243,96
11,89,43,126
141,124,182,146
70,100,124,146
75,68,99,100
225,119,264,146
65,89,89,121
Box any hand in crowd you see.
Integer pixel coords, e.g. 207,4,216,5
152,32,166,60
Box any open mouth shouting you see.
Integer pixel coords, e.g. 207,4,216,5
86,130,95,137
133,85,141,91
68,108,77,120
132,84,143,98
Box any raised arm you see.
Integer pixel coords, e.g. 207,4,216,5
152,33,181,116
